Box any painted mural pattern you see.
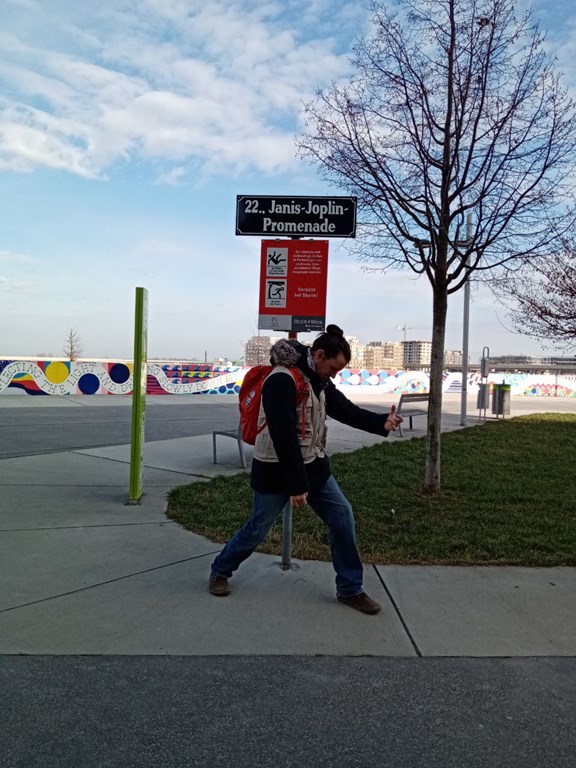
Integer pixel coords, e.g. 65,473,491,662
0,359,575,397
0,360,243,396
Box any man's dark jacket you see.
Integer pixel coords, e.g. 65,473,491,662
251,341,390,496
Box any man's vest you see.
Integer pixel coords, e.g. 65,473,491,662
253,366,327,464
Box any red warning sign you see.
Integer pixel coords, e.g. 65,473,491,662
258,239,328,333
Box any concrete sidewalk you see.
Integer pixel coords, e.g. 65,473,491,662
0,396,575,657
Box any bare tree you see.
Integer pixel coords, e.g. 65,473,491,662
63,328,82,361
494,244,576,348
297,0,576,492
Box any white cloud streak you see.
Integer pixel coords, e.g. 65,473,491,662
0,0,364,179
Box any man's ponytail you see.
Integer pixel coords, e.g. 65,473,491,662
312,324,351,363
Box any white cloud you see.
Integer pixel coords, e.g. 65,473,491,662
0,0,361,180
0,109,98,176
0,275,28,290
0,248,38,265
155,165,188,185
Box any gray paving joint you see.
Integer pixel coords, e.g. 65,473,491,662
372,564,422,657
71,449,209,479
1,550,220,615
0,521,179,532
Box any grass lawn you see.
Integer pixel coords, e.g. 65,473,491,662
166,413,576,566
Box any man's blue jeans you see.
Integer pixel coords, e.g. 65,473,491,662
211,474,363,596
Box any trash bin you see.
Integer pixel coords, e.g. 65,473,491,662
492,383,511,416
477,383,490,410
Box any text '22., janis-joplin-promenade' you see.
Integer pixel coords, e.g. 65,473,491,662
236,195,357,237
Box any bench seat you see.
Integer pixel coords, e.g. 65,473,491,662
397,393,429,437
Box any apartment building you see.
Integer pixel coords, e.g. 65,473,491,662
345,336,366,368
402,340,432,367
444,349,464,366
244,335,281,366
245,333,464,370
364,341,404,369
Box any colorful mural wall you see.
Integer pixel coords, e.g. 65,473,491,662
334,369,576,397
0,359,575,397
0,360,243,396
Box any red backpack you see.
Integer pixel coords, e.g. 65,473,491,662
239,366,309,445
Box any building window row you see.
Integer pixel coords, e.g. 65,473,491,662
244,335,464,368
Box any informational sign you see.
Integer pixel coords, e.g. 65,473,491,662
258,240,328,332
129,286,148,504
237,195,356,238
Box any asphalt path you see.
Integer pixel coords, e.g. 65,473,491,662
1,657,575,768
0,397,243,459
0,390,573,460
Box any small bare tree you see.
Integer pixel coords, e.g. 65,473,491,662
494,244,576,349
63,328,82,361
298,0,576,492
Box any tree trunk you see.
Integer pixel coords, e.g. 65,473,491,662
425,285,448,493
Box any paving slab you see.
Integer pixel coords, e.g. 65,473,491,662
380,565,576,656
77,434,252,477
0,450,196,487
0,554,415,656
0,482,173,529
0,449,197,530
0,521,217,611
77,427,394,472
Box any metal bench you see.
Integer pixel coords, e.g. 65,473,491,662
397,392,429,437
212,422,247,468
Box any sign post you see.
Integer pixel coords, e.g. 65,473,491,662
128,287,148,504
257,238,329,570
237,193,352,570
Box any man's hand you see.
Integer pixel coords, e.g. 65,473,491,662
290,493,308,508
384,404,403,432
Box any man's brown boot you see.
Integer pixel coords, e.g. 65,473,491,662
337,592,381,615
208,574,231,596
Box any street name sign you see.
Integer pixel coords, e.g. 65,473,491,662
236,195,357,238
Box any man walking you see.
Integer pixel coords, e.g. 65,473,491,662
209,324,403,614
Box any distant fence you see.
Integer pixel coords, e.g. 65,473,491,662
0,359,575,397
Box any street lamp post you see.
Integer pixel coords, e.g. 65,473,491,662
408,216,473,427
460,213,473,426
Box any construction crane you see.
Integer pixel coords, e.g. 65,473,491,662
396,323,427,342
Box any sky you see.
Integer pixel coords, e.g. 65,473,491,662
1,0,575,364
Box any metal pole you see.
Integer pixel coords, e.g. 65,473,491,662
460,213,473,426
128,287,149,504
478,346,490,423
280,327,298,570
281,500,293,570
